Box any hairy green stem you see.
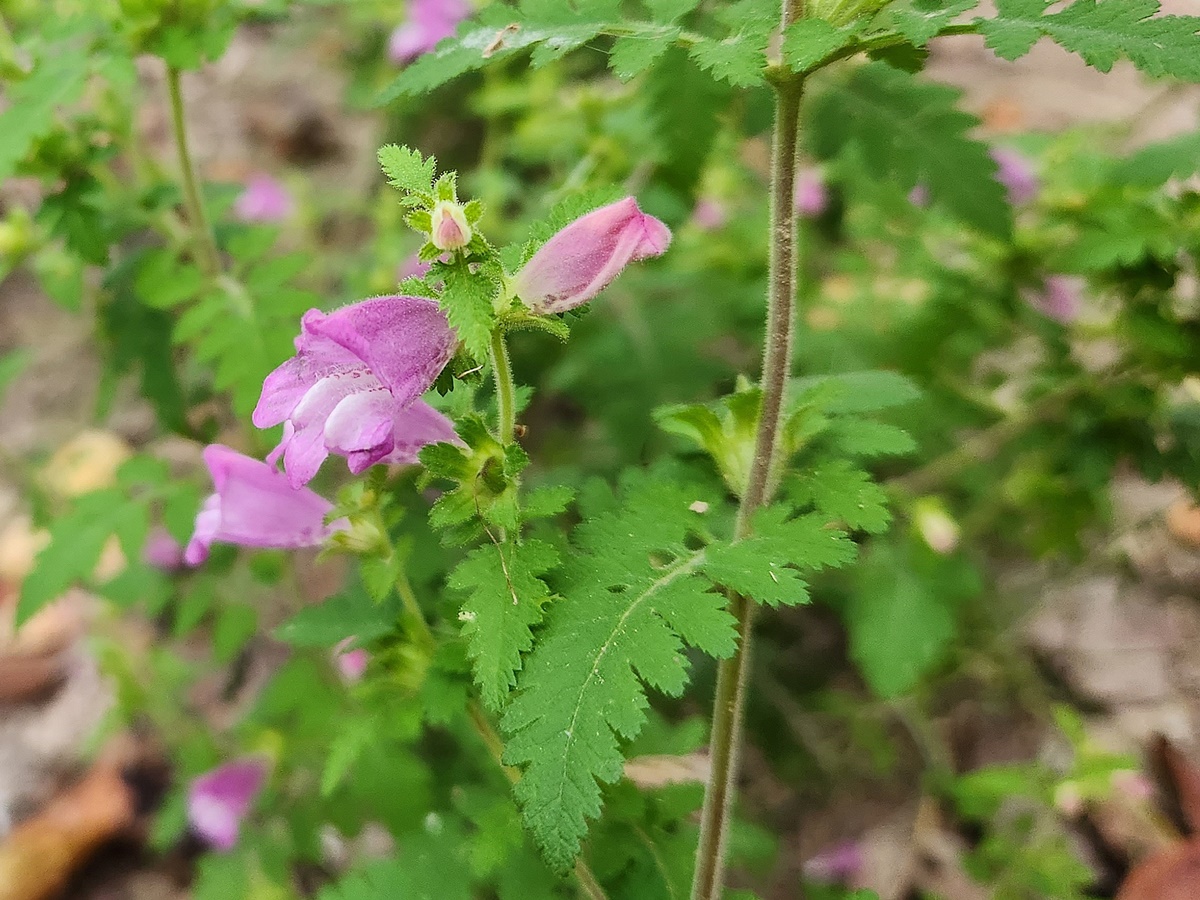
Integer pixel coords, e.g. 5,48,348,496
490,330,517,444
691,10,805,900
165,65,221,277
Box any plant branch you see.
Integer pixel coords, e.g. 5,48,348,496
490,330,516,444
691,18,805,900
165,65,221,277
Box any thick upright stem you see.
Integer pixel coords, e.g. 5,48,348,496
490,330,516,444
690,19,805,900
165,65,221,277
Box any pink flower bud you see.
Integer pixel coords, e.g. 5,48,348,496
187,757,267,851
513,197,671,315
794,168,828,218
429,200,471,251
690,198,727,231
143,526,185,571
803,841,863,884
234,175,292,223
1111,769,1154,801
991,147,1039,206
1026,275,1083,324
334,638,369,683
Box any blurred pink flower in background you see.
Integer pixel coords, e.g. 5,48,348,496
389,0,470,64
185,445,341,565
1111,769,1154,801
187,758,267,851
233,174,293,223
991,146,1039,205
513,197,671,314
1028,274,1084,324
794,168,828,218
803,840,863,884
334,638,369,683
908,182,930,208
690,198,728,231
397,253,432,281
142,526,184,571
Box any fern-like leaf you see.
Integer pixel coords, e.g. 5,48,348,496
981,0,1200,80
500,474,737,870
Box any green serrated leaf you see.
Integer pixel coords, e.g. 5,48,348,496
609,31,676,79
789,461,892,533
846,543,955,696
703,507,855,607
688,34,766,87
886,0,979,46
830,419,917,457
378,143,437,194
811,62,1011,237
322,716,377,796
1113,129,1200,186
0,33,91,182
981,0,1200,79
782,19,859,72
646,0,700,21
501,474,736,870
451,540,557,711
440,264,499,361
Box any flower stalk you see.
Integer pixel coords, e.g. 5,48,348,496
690,3,806,897
491,329,517,444
165,65,222,278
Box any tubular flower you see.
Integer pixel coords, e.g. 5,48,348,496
253,296,458,487
991,147,1039,205
388,0,470,64
234,174,293,223
512,197,671,315
187,758,268,852
184,445,341,565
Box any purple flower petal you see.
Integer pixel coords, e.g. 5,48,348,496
803,841,863,884
991,147,1039,206
187,757,267,852
691,198,727,231
184,445,340,565
253,297,457,486
1027,274,1083,324
398,253,432,281
380,400,460,466
388,0,471,64
513,197,671,314
143,526,185,571
234,175,293,223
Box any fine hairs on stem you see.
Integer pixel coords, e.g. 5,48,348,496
690,2,806,898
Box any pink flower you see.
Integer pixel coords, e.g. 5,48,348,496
803,841,863,884
334,638,369,683
690,198,727,231
184,445,342,565
143,526,185,571
187,757,267,851
908,182,930,208
512,197,671,315
388,0,470,64
253,296,458,487
234,175,292,223
991,147,1039,206
430,200,471,251
397,253,432,282
794,168,828,218
1028,275,1083,324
